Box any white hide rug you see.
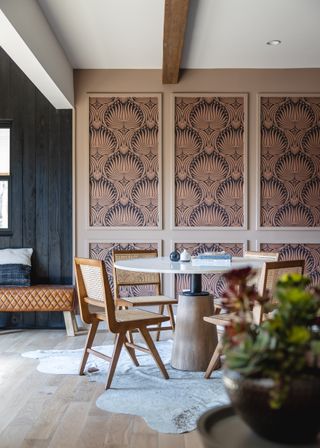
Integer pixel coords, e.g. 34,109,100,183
22,340,229,433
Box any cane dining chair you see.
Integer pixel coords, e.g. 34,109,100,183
112,249,177,340
213,251,280,314
74,257,170,389
244,250,280,294
204,258,305,379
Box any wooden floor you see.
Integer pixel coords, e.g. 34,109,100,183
0,330,203,448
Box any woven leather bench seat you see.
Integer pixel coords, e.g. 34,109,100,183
0,285,74,312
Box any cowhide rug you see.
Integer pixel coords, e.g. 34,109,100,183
22,340,229,433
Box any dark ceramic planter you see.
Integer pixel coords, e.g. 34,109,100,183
223,369,320,444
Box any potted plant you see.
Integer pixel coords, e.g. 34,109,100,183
202,267,320,445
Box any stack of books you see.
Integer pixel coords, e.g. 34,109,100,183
191,251,232,266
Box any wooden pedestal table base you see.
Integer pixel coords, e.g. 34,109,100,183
171,292,218,371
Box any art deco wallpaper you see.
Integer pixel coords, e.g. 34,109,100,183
174,95,246,228
89,242,159,296
260,96,320,228
89,96,160,227
76,70,320,297
174,242,244,298
260,243,320,286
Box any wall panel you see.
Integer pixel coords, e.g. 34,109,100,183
259,94,320,229
89,241,160,296
75,69,320,296
173,94,247,229
260,243,320,286
89,95,161,229
0,48,72,329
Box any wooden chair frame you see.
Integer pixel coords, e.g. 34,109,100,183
74,257,170,389
243,250,280,260
204,258,305,379
112,249,177,341
214,251,280,315
258,259,305,300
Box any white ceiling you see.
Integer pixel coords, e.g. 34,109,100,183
38,0,320,69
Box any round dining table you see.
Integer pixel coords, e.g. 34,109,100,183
113,256,267,372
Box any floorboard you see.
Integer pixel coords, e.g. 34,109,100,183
0,330,203,448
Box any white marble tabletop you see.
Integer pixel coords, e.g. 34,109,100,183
113,256,268,275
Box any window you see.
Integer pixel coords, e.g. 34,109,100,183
0,122,11,234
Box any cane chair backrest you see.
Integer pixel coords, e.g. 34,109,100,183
80,264,105,303
112,249,161,299
258,259,305,301
74,257,117,331
252,259,305,324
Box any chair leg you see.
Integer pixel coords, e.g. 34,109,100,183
121,306,133,345
167,304,175,333
139,326,169,379
215,306,222,315
204,341,222,379
156,304,165,341
79,320,99,375
127,330,134,344
124,335,139,366
105,332,125,390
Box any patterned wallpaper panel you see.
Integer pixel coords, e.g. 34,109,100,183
260,96,320,227
174,96,246,227
89,242,159,297
89,96,160,227
174,242,244,299
260,243,320,286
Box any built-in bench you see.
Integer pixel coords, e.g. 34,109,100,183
0,285,77,336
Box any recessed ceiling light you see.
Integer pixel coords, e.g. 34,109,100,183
266,40,282,46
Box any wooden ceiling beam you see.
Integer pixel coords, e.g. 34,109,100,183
162,0,190,84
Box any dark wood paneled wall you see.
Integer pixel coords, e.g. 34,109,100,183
0,48,72,328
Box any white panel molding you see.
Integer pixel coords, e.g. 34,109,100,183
86,93,163,231
256,93,320,231
86,239,162,258
171,93,248,231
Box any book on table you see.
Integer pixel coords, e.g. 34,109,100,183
191,252,232,266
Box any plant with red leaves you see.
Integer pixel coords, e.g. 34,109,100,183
221,267,320,408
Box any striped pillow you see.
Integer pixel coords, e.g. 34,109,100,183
0,248,33,286
0,264,31,286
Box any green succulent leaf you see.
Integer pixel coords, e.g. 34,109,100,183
287,326,311,344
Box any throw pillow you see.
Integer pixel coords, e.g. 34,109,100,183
0,248,33,266
0,264,32,286
0,248,33,286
